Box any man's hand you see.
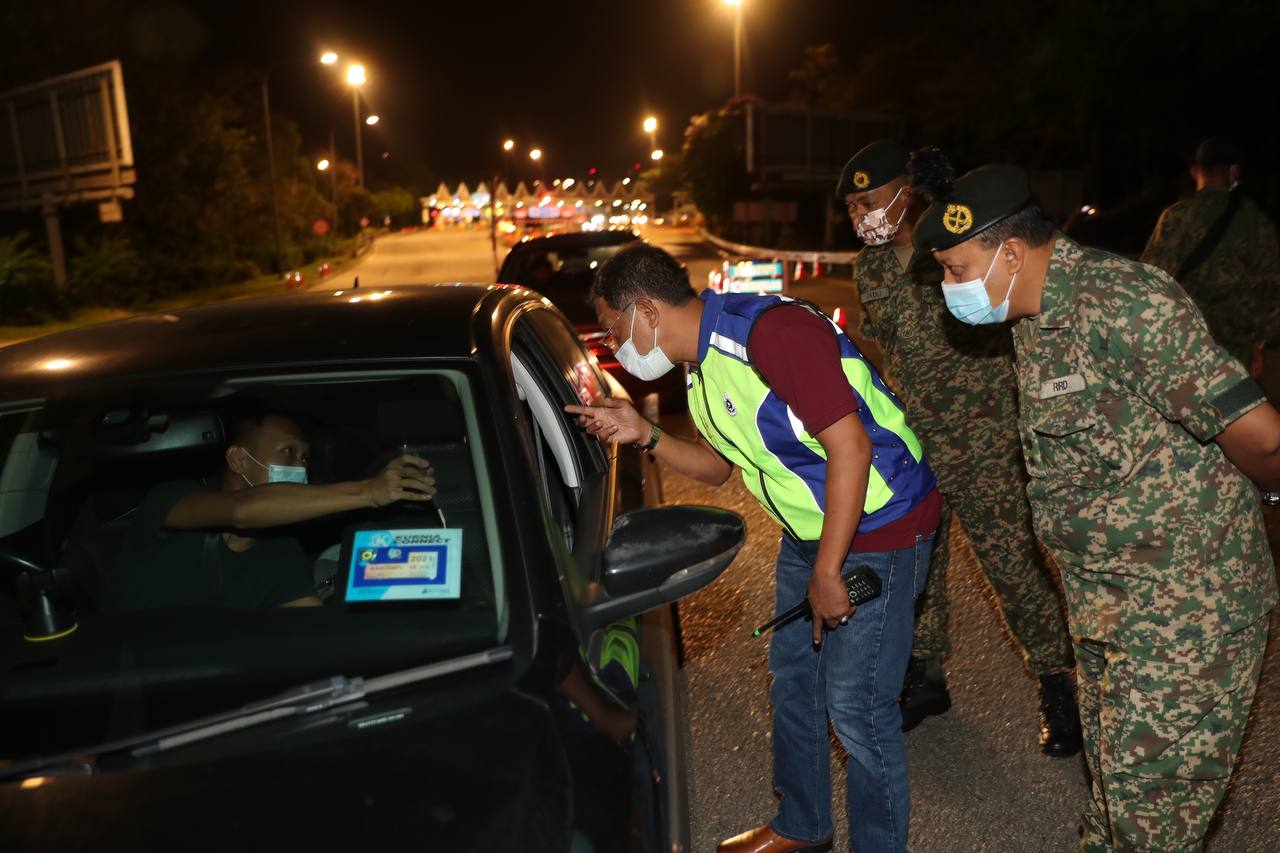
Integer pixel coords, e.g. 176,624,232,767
807,568,854,646
365,454,437,507
565,398,650,445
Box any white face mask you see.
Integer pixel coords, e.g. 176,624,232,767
940,241,1018,326
854,186,907,246
239,448,308,486
614,303,675,381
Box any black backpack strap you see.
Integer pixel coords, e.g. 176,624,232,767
202,533,225,604
1176,188,1244,281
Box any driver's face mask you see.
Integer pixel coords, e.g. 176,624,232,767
238,448,308,486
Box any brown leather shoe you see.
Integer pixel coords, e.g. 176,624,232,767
716,824,834,853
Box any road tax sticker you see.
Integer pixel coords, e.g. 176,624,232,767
344,528,463,602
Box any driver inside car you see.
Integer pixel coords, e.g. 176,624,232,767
102,407,437,611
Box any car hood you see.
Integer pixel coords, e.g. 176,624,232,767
0,689,572,852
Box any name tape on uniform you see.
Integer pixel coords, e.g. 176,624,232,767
1039,373,1086,400
861,287,891,303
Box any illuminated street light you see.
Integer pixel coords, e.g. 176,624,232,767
316,158,331,171
365,114,380,126
529,148,543,161
651,149,664,161
563,178,576,189
643,116,657,134
320,51,338,65
345,65,367,187
503,138,515,151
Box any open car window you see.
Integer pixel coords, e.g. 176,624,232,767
0,368,511,762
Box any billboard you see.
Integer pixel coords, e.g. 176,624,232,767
0,60,135,212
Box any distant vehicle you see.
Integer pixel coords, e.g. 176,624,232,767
707,258,785,295
499,230,687,412
0,285,745,851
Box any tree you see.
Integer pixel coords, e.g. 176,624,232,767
680,107,752,230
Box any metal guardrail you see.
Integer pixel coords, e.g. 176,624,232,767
697,228,860,265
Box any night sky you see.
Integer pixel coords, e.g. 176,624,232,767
203,0,863,185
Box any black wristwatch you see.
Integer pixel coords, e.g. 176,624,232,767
639,422,662,452
1262,490,1280,508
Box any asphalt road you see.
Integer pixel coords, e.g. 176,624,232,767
368,225,1280,852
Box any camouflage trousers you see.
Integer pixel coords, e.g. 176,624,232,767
910,434,1073,675
1075,617,1268,852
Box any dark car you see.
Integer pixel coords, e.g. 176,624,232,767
0,285,744,852
498,230,688,413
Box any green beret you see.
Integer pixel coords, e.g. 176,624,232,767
836,140,908,197
913,164,1034,253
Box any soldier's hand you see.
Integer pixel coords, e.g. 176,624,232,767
807,569,854,646
565,398,649,446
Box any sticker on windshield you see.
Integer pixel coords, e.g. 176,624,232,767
344,528,463,602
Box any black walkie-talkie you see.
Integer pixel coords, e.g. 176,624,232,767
752,566,882,637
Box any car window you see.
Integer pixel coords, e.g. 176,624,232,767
503,241,636,325
0,368,512,762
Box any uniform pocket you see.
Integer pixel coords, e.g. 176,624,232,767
1029,395,1133,488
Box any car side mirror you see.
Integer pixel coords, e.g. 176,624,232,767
581,505,745,629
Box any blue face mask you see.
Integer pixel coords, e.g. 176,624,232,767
941,241,1018,325
240,449,308,486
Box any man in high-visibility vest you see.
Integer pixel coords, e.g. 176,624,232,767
567,243,941,853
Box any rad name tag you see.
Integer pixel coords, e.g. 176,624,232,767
1039,373,1086,400
345,528,463,602
861,287,891,303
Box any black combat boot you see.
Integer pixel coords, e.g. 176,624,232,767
900,656,951,731
1039,671,1083,757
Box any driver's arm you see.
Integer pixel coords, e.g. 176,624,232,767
164,455,436,531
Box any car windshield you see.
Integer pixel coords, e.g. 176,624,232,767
0,367,511,762
503,240,636,325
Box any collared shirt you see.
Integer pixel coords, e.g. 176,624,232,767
853,242,1020,478
1011,233,1276,646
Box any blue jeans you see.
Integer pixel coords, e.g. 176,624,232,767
768,531,933,852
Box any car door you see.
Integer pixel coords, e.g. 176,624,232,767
510,304,688,853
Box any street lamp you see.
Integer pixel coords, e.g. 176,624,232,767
651,149,664,161
316,159,331,171
503,138,515,152
346,64,367,187
365,114,380,126
643,115,658,150
722,0,743,99
529,148,542,161
320,51,338,65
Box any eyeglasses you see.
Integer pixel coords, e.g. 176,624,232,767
599,302,635,350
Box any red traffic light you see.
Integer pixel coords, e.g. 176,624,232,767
633,162,642,171
588,167,597,176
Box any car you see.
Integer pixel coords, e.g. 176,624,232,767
498,230,687,413
0,284,744,852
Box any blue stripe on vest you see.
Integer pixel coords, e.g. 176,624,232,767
755,393,828,511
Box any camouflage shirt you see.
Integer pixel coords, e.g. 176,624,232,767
1012,234,1277,646
1140,188,1280,362
853,243,1020,476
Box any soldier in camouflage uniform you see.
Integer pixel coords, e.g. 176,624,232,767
915,163,1280,852
1141,137,1280,367
837,141,1079,755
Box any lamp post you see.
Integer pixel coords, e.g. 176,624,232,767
723,0,743,99
502,138,515,185
346,64,367,188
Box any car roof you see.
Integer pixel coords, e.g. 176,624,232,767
0,284,544,398
506,229,640,256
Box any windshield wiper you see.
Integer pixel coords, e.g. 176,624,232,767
0,645,513,782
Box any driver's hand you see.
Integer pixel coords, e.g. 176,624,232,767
365,454,436,507
565,398,649,446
